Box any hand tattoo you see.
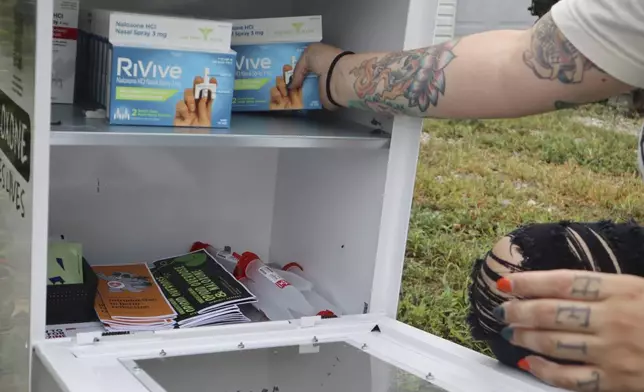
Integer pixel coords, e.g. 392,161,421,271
570,276,602,299
556,340,588,356
576,371,600,392
349,40,459,115
523,13,603,84
556,305,591,328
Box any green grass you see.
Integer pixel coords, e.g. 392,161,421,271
398,105,644,355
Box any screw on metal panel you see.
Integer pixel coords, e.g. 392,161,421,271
238,342,245,349
159,349,167,357
425,373,434,381
93,337,100,343
312,336,318,343
361,344,368,350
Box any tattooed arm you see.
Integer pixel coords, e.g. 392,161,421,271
291,12,632,119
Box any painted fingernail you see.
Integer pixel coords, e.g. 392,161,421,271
496,277,513,293
517,358,531,372
492,305,505,321
500,326,514,341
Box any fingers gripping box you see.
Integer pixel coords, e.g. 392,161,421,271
87,11,236,128
231,16,322,112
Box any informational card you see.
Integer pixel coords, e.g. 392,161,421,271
47,242,84,285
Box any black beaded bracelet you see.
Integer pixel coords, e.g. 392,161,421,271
326,51,354,108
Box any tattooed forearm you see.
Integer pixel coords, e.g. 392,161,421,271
347,39,460,115
556,340,588,356
556,305,592,328
577,371,601,392
346,99,405,116
570,276,602,299
524,13,603,84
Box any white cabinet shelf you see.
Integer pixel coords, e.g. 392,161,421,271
50,105,391,149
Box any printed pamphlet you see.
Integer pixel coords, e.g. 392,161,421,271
93,263,177,321
150,249,255,326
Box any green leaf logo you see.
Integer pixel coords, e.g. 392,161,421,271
198,27,214,40
292,22,304,33
174,253,207,268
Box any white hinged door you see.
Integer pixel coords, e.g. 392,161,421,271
35,315,566,392
0,0,52,390
364,317,567,392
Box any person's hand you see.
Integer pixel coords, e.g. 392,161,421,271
270,65,304,110
174,76,216,127
290,43,345,109
494,270,644,391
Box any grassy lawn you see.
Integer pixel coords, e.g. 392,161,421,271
398,104,644,355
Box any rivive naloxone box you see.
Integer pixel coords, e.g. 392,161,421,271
101,11,236,128
231,16,322,112
110,46,236,128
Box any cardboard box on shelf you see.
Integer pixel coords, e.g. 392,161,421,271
77,10,236,128
52,0,79,104
230,16,323,112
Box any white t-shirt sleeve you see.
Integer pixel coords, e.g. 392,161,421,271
552,0,644,88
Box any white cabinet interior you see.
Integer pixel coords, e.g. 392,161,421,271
0,0,558,391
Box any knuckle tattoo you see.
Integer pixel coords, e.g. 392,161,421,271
555,304,592,329
569,275,602,299
555,340,588,357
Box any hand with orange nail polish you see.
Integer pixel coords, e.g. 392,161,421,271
492,270,644,392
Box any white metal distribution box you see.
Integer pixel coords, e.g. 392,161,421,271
0,0,563,391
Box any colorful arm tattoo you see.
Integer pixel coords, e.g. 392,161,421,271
347,40,460,116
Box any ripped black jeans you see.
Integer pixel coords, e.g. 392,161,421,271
468,221,644,368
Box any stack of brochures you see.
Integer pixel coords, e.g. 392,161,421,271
93,263,177,332
149,249,257,328
92,249,256,331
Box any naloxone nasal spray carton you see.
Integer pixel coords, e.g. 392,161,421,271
230,16,322,112
52,0,79,104
80,10,236,128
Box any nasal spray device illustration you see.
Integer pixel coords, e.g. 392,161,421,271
194,68,217,100
284,56,296,85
